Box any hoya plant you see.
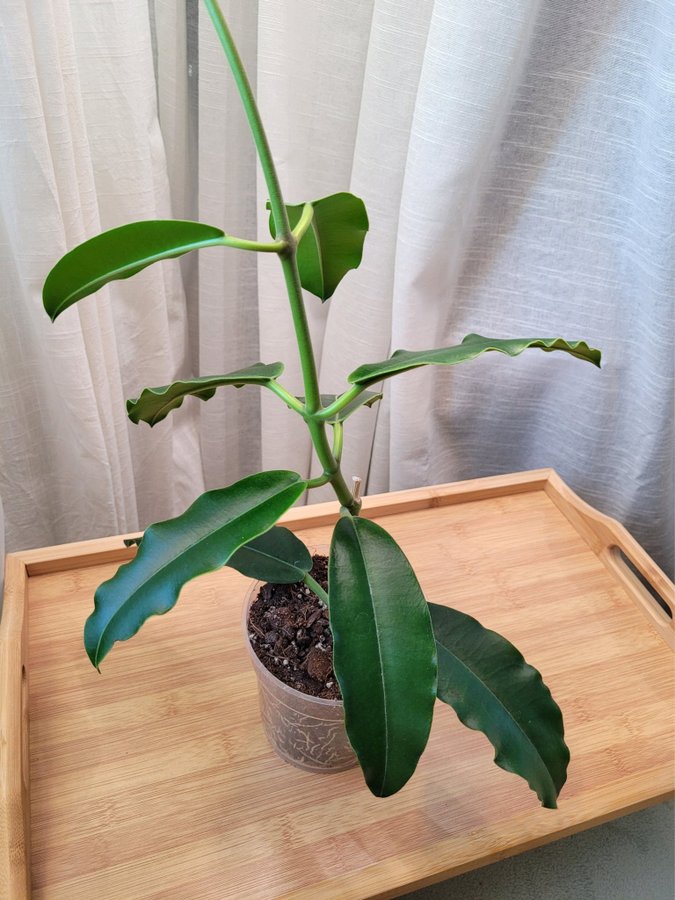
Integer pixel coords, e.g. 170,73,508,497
43,0,600,802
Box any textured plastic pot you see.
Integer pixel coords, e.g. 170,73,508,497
242,580,357,773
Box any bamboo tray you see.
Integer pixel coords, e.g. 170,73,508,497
1,469,673,899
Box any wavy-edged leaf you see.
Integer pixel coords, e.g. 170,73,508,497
349,333,602,388
227,527,312,583
84,471,306,668
294,392,382,423
329,517,437,797
126,363,284,426
44,220,225,320
269,193,368,301
429,602,569,809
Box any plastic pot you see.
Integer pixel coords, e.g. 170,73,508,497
242,580,357,774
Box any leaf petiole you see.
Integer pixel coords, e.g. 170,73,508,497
315,385,368,422
264,382,306,415
291,204,314,243
331,421,344,463
219,235,287,254
306,423,344,489
306,472,332,489
303,572,329,605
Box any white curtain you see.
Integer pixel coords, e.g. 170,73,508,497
1,0,672,575
0,0,204,552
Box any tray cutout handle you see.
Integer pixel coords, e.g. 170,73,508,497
544,471,674,649
604,544,674,649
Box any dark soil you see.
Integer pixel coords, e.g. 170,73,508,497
247,555,341,700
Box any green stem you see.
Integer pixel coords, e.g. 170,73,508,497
292,204,314,241
203,0,358,513
315,384,366,422
220,235,286,254
265,382,305,415
307,419,361,514
306,472,331,489
332,421,344,463
303,572,329,604
202,0,321,412
305,422,344,488
202,0,286,232
279,255,322,412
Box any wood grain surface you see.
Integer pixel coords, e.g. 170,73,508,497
1,470,673,899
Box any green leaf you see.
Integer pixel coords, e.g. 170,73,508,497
227,527,312,584
44,220,225,320
126,363,285,426
295,392,382,423
349,333,602,388
84,471,306,668
329,517,437,797
429,602,569,809
268,193,369,301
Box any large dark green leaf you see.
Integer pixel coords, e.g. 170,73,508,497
294,392,382,423
348,333,602,388
329,517,437,797
127,363,284,426
269,193,369,301
227,527,312,584
429,602,569,809
84,471,306,668
44,220,225,320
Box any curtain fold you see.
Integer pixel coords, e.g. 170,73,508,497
384,0,674,572
0,0,204,552
0,0,672,576
250,0,674,572
196,0,264,489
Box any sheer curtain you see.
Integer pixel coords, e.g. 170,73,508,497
0,0,672,576
0,0,204,552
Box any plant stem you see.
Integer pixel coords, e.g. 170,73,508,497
306,419,361,514
220,235,286,253
315,384,367,422
265,382,305,415
202,0,321,412
278,256,322,413
305,422,345,489
306,472,331,489
202,0,285,231
292,204,314,241
331,422,344,463
203,0,360,515
303,573,329,605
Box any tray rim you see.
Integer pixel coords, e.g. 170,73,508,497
1,468,673,900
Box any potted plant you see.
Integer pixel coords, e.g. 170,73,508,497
43,0,601,803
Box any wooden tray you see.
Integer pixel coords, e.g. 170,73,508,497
1,469,673,899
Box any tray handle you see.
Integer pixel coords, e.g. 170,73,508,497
601,543,673,646
545,471,674,649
